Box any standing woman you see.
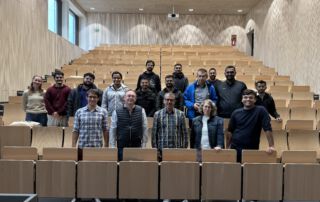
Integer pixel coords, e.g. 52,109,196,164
22,75,47,126
192,99,224,151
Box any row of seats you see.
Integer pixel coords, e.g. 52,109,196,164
0,147,319,200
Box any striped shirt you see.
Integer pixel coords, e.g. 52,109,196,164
73,105,108,148
152,108,188,149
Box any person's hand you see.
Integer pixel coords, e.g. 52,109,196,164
266,146,276,154
194,103,200,111
276,117,282,122
214,146,222,151
53,112,60,119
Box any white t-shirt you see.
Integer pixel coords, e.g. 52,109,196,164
201,115,211,149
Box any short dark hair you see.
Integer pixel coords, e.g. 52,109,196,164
174,63,182,68
242,89,256,96
255,80,267,86
165,75,173,80
146,60,155,66
83,72,95,80
111,71,122,79
87,89,100,97
225,65,236,71
209,67,216,72
53,69,64,77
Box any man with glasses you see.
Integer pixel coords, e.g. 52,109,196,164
152,92,188,155
136,60,161,94
184,68,218,148
72,89,109,148
67,72,103,117
215,65,247,118
44,69,71,126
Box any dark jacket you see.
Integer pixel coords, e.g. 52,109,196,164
192,115,224,149
157,88,184,111
67,84,103,117
136,72,161,94
116,105,143,148
136,88,157,117
255,93,280,119
173,72,189,93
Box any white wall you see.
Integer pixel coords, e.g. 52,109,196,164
83,13,247,51
0,0,85,101
245,0,320,94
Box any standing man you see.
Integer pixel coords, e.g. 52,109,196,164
255,80,282,122
44,70,71,126
172,63,189,93
184,68,218,148
72,89,109,148
136,60,161,94
109,90,148,160
157,75,183,111
215,65,247,118
152,92,188,150
207,67,220,86
226,89,275,162
136,78,157,117
67,72,103,117
102,71,128,116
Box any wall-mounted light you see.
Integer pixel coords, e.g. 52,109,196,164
188,8,194,12
139,8,144,11
90,7,95,10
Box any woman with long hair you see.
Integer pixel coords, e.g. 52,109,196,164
22,75,47,126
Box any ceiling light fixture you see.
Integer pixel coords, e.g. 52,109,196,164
188,8,194,12
139,8,144,11
90,7,95,10
237,9,243,13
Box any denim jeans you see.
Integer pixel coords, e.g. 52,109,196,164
25,113,48,126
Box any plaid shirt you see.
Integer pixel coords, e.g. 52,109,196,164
73,105,108,148
152,108,188,149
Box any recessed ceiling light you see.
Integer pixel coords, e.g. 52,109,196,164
188,8,194,12
90,7,95,10
139,8,144,11
237,9,243,13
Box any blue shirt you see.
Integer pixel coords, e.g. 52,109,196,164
73,105,108,148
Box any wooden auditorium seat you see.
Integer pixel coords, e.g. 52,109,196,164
290,85,311,92
0,126,31,157
119,148,158,199
290,107,316,121
77,148,118,199
286,120,315,130
2,103,25,125
283,150,320,200
242,150,282,201
287,129,319,154
31,127,63,156
36,147,77,198
8,96,23,104
201,149,241,200
1,146,38,160
288,99,313,108
269,92,292,100
160,149,200,200
292,92,314,100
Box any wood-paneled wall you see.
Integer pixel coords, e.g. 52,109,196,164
0,0,85,102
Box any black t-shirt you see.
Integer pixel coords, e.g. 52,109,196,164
228,105,272,149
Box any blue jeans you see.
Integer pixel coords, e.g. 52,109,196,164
26,113,48,126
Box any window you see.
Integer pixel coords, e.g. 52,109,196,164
48,0,58,33
68,10,77,44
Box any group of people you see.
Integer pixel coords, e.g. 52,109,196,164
22,60,281,162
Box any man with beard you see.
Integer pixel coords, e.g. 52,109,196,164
136,78,157,117
227,89,275,162
207,67,220,87
44,69,71,126
67,72,103,117
172,63,189,93
215,65,247,118
157,75,183,111
102,71,128,116
136,60,161,94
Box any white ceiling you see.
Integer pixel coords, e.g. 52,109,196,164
75,0,262,15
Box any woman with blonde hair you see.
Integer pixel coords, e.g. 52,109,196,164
22,75,47,126
191,99,224,150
